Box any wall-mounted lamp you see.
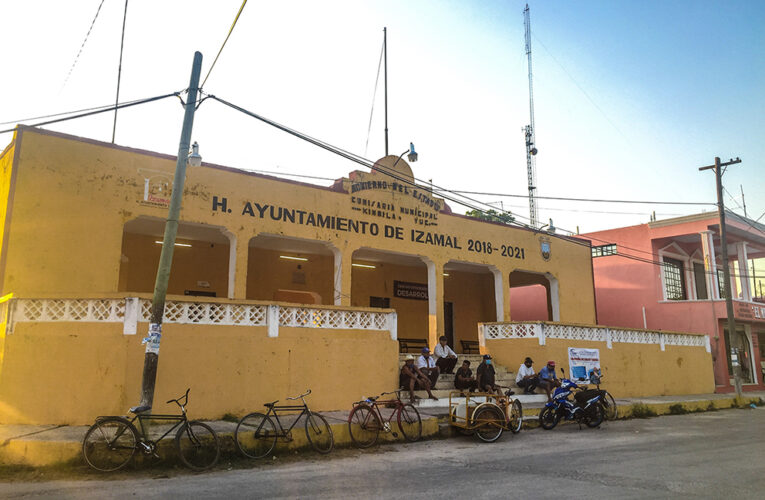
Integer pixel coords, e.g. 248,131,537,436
279,255,308,262
187,141,202,167
155,240,192,247
443,273,450,277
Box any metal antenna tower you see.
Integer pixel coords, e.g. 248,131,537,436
523,3,539,227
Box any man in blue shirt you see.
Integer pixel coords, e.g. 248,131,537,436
537,360,561,401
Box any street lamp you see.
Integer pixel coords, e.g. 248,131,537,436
187,141,202,167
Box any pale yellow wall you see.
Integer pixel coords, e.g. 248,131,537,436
120,232,230,297
0,321,397,425
350,262,429,340
486,337,715,397
0,129,597,327
247,247,333,304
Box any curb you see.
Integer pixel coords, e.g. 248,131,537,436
0,414,442,469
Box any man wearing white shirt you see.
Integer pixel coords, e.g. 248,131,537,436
416,347,440,389
516,357,538,394
433,335,458,374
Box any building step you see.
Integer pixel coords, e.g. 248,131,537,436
412,392,548,409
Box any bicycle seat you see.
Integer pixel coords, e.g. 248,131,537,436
264,401,278,408
129,405,151,414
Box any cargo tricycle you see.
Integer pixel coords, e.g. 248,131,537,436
448,391,523,443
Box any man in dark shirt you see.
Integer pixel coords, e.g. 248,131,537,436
454,360,478,392
477,354,512,396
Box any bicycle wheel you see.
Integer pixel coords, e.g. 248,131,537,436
82,417,138,472
585,402,604,428
508,399,523,434
397,403,422,442
603,392,618,420
539,406,559,430
305,413,334,454
235,412,277,459
175,421,220,471
348,405,381,448
473,405,504,443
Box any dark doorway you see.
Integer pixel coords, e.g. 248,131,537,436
693,262,708,299
444,301,454,348
369,296,391,308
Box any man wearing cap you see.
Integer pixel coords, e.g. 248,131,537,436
537,360,561,401
515,357,538,394
400,355,437,403
416,347,440,389
476,354,512,396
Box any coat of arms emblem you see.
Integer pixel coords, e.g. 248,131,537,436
540,239,551,261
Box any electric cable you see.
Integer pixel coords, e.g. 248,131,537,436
61,0,107,91
201,0,248,88
0,92,182,135
450,189,715,206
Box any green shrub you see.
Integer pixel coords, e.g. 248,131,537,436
630,403,657,418
221,413,239,423
706,401,717,412
668,403,689,415
730,398,740,409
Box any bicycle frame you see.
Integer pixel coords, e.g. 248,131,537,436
260,395,318,439
132,413,188,445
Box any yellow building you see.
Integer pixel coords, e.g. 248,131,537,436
0,126,711,425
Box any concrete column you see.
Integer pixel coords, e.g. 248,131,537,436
334,248,353,306
424,258,444,349
545,272,561,321
489,266,506,322
230,232,250,300
700,231,719,299
736,242,751,302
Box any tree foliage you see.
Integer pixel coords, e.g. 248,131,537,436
464,209,515,224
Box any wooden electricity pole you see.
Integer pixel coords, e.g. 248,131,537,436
699,156,742,397
136,51,203,410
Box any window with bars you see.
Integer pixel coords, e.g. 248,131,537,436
717,269,729,299
592,244,617,258
663,257,687,300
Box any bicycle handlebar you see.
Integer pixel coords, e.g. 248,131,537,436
286,389,312,400
166,388,190,407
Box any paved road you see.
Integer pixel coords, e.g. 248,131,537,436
2,409,764,499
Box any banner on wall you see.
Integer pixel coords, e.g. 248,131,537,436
567,347,600,382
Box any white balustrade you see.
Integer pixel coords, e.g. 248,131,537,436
4,298,396,339
478,321,709,352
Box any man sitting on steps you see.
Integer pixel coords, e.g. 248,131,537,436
454,359,478,393
400,355,438,403
417,347,441,389
433,335,458,374
477,354,514,397
516,357,538,394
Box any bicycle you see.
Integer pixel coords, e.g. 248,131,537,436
347,390,422,448
234,389,334,458
82,389,220,472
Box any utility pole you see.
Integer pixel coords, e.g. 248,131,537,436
740,184,747,217
383,27,389,156
136,51,203,410
112,0,129,143
523,4,539,227
699,156,742,397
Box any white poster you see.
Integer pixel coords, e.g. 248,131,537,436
567,347,600,382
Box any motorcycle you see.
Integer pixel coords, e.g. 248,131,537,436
538,369,604,430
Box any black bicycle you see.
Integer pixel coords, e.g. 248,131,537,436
82,389,220,472
235,389,334,458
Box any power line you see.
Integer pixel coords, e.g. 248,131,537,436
531,31,630,144
450,189,715,206
61,0,107,91
112,0,130,143
0,92,182,135
201,0,248,88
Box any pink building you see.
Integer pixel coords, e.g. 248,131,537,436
581,211,765,393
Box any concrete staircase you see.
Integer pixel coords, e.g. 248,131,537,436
399,354,547,409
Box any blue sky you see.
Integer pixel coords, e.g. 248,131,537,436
0,0,762,233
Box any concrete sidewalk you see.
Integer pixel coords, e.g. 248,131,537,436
1,392,762,468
